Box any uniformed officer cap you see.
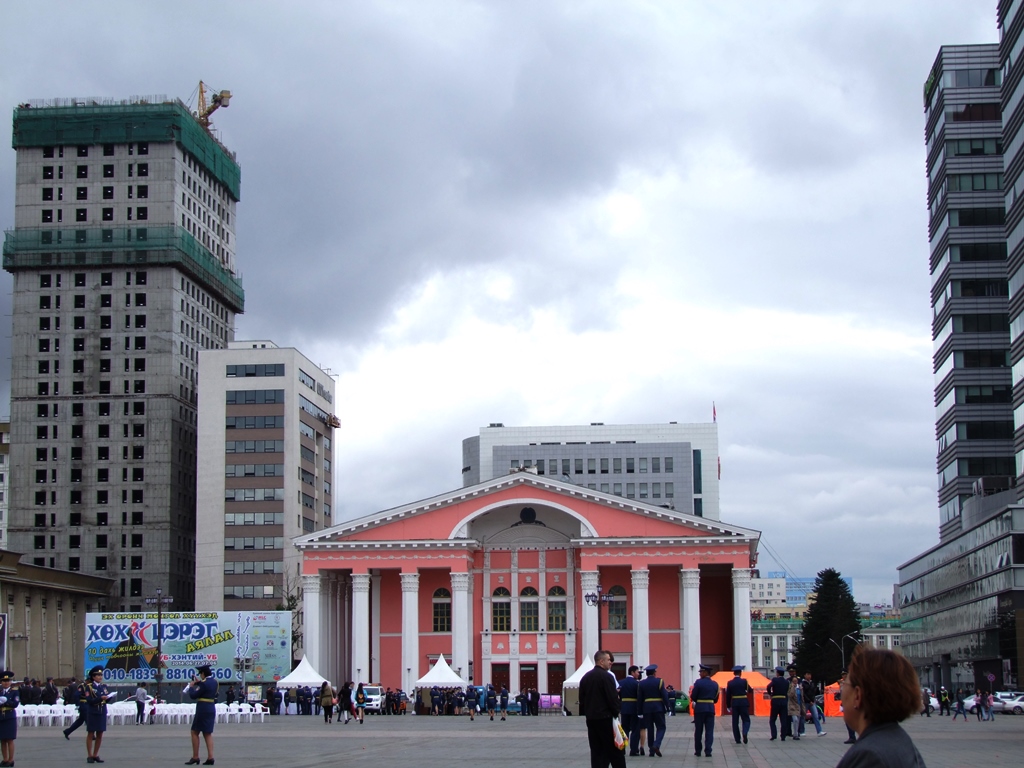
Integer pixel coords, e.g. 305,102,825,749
732,665,744,673
774,666,785,674
196,664,213,676
698,664,712,673
0,671,13,682
89,666,105,677
645,664,658,674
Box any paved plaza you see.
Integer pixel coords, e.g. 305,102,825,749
14,712,1022,767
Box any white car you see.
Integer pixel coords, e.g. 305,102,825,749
362,686,384,713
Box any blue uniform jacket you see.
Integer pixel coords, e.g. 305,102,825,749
0,687,19,720
690,677,719,714
638,675,669,714
725,677,751,708
188,676,219,714
766,676,789,702
619,675,640,715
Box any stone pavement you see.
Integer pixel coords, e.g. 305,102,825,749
13,712,1022,767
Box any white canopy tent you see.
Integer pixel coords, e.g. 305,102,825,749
414,654,468,687
561,656,595,716
561,656,594,688
275,655,331,689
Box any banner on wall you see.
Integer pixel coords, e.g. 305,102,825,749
85,611,291,683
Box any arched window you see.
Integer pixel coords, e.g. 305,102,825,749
607,585,627,630
547,585,567,631
520,586,539,632
492,587,511,632
432,587,451,632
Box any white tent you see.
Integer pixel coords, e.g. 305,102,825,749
561,656,594,688
414,654,468,687
275,655,331,688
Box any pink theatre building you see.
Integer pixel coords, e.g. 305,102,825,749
295,471,760,694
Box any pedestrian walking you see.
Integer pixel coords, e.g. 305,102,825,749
184,664,217,766
691,664,720,757
766,666,789,741
83,665,114,764
952,689,966,721
725,665,752,745
637,663,669,757
578,651,627,768
0,671,19,768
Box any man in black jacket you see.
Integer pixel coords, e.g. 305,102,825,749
579,651,626,768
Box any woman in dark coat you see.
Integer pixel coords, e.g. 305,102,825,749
0,671,19,767
835,648,926,768
185,664,218,765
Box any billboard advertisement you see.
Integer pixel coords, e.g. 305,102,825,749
85,611,292,683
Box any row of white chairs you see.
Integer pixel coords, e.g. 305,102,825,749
12,701,268,726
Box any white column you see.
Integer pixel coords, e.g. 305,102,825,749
351,574,371,684
631,569,650,667
680,569,701,684
370,572,382,681
301,574,322,672
451,572,471,680
732,568,753,670
401,572,420,694
580,570,600,659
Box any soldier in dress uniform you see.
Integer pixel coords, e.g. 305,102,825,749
637,663,670,757
691,664,720,757
499,686,509,720
725,665,753,744
0,671,19,768
618,666,643,756
185,663,218,765
766,666,790,741
84,665,114,763
485,685,498,721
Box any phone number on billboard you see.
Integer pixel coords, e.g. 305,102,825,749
102,668,239,682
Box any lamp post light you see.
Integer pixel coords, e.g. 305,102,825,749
827,638,845,672
584,584,615,652
144,588,174,705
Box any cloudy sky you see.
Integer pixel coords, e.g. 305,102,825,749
0,1,1000,603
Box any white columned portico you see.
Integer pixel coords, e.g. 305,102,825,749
732,568,753,670
301,573,322,672
631,569,650,666
370,572,382,681
450,572,471,680
351,574,371,684
580,570,600,658
400,572,420,694
680,568,701,684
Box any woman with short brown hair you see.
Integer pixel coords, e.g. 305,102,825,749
836,647,926,768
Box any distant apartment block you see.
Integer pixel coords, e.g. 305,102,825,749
462,422,719,519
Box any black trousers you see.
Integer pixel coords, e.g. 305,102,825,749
586,717,627,768
65,704,86,735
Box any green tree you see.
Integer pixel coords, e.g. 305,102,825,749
792,568,861,685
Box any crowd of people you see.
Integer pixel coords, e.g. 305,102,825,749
578,647,930,768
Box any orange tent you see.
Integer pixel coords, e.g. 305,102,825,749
694,670,774,717
823,683,842,717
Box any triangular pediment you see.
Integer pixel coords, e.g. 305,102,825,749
295,472,759,550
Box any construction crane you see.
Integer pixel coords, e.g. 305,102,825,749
196,80,231,129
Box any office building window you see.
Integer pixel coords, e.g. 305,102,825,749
432,588,452,632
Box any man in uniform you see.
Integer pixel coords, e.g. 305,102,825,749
939,686,951,716
619,666,643,756
691,664,720,757
579,651,627,768
725,665,752,744
766,666,789,741
499,686,509,720
638,663,669,757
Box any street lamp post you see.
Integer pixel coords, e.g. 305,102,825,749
144,588,174,705
584,584,615,652
827,638,845,672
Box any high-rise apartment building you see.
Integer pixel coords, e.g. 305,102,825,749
3,96,243,609
195,341,337,612
462,422,719,519
899,29,1024,693
925,45,1012,539
0,422,9,548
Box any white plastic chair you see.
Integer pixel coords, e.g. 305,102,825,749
236,703,253,723
215,702,228,723
251,703,267,723
22,704,44,727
